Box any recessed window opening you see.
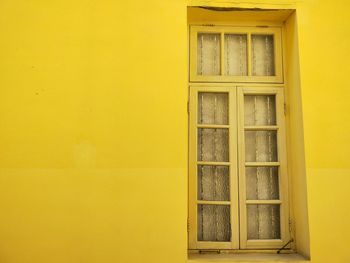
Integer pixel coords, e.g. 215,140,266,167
188,7,310,259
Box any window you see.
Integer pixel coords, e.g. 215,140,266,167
188,25,291,251
189,26,283,83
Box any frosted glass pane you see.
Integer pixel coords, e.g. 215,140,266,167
244,95,276,126
198,128,229,162
198,205,231,241
198,92,228,125
245,131,277,162
251,35,275,76
247,205,280,239
246,167,279,200
198,166,230,201
197,33,221,75
224,34,247,76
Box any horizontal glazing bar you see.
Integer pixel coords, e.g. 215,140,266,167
197,200,231,205
244,126,278,131
197,161,230,166
245,162,280,167
197,124,230,129
246,200,282,204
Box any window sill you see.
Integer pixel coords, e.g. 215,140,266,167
188,252,309,262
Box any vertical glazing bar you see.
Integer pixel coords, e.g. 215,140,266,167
247,33,252,76
200,34,203,75
265,36,269,76
220,32,225,76
225,34,229,75
213,35,217,74
239,35,243,76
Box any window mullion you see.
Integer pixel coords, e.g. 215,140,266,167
237,87,248,248
229,88,239,249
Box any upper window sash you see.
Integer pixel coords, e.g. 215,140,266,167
190,26,283,83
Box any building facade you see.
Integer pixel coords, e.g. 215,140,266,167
0,0,349,262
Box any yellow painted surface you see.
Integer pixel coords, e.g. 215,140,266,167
0,0,349,263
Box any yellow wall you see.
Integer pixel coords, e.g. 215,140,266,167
0,0,349,263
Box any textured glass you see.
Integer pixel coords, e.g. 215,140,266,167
245,131,277,162
246,167,279,200
198,128,229,162
198,92,228,125
197,205,231,241
197,33,221,75
247,205,280,239
198,166,230,201
224,34,247,76
244,95,276,126
251,35,275,76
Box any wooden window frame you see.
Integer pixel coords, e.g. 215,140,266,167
237,86,290,249
189,26,283,83
188,84,290,250
189,24,291,251
188,85,239,250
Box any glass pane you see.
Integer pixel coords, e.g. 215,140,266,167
197,205,231,241
198,128,229,162
246,167,279,200
251,35,275,76
245,131,277,162
244,95,276,126
198,92,228,125
247,204,281,239
198,165,230,201
224,34,247,76
197,33,221,75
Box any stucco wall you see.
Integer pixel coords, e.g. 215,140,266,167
0,0,349,262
